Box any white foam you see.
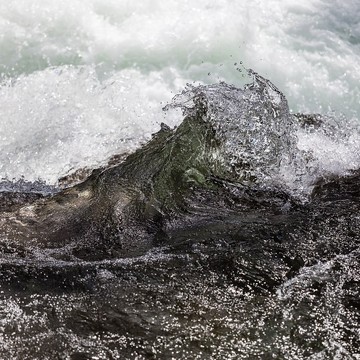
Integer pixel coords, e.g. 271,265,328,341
0,0,359,184
297,129,360,176
1,0,359,113
0,65,185,183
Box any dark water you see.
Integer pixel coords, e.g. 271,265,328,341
0,75,359,359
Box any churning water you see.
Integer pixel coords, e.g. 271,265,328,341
0,1,360,360
0,0,360,186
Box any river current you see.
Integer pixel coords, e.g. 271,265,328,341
0,1,360,359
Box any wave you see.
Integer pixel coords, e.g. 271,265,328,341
0,74,359,358
1,0,360,186
0,73,359,268
1,1,360,356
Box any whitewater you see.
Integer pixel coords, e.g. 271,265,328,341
0,0,359,188
1,1,360,359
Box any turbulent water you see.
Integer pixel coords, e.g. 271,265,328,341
1,0,360,184
0,1,360,359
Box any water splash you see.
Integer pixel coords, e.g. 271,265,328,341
165,72,360,200
165,70,299,193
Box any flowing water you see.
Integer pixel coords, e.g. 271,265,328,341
0,1,359,359
1,0,360,184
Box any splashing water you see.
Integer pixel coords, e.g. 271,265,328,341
165,71,360,200
0,0,360,186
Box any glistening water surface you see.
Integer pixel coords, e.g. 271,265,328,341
0,73,359,359
0,1,360,359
